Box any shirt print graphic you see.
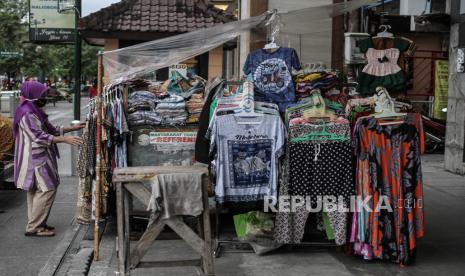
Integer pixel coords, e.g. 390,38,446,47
253,58,292,94
228,139,272,188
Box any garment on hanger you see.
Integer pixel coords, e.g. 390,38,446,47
351,112,425,265
195,77,226,164
370,36,415,73
243,47,301,112
209,113,286,203
274,120,353,245
356,37,412,95
76,121,92,224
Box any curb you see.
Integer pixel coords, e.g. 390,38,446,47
87,221,117,276
39,224,83,276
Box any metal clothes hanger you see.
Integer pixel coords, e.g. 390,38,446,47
376,25,393,38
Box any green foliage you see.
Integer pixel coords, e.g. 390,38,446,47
0,0,101,83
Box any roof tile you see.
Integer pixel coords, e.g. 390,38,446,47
80,0,236,34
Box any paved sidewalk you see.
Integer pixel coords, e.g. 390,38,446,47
0,176,78,276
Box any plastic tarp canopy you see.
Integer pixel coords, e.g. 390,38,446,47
102,0,379,82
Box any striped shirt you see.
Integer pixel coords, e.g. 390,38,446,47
14,113,60,191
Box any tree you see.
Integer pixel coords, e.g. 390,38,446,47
0,0,101,88
81,43,100,82
0,0,28,87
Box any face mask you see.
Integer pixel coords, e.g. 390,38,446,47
36,99,47,108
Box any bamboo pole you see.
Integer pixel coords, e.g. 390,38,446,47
94,51,104,261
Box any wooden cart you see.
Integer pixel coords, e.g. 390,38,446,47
113,166,214,275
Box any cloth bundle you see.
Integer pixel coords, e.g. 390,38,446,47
0,115,14,161
148,80,170,98
294,72,340,99
147,172,204,222
155,94,188,125
128,91,161,127
186,93,204,123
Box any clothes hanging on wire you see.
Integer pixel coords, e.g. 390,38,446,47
76,120,92,224
76,86,130,223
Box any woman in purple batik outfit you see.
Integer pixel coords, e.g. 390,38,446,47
13,81,84,237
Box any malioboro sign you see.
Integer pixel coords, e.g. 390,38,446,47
29,0,75,42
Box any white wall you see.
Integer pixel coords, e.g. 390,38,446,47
268,0,333,67
400,0,430,15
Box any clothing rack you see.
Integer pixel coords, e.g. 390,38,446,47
212,79,338,258
92,55,129,260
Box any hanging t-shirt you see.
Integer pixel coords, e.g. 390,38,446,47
243,47,301,112
209,114,286,203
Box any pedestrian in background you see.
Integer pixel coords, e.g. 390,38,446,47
88,79,98,98
13,81,84,237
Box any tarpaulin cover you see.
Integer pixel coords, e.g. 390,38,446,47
102,0,378,82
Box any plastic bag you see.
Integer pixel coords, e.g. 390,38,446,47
233,211,274,240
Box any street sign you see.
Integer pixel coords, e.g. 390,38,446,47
0,51,23,58
29,0,76,42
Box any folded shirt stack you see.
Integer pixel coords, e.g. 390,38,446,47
186,93,204,124
128,91,160,128
294,72,340,99
155,94,188,125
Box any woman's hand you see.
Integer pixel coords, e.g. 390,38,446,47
64,136,83,146
64,122,86,133
53,135,83,145
71,123,86,131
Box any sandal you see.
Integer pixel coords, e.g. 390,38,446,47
24,229,55,237
44,224,55,231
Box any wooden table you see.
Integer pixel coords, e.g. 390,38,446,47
113,166,214,275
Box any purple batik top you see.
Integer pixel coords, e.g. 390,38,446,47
14,113,60,191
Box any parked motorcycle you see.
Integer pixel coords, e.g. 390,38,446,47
422,115,446,153
395,100,446,153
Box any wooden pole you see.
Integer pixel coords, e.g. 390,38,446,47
94,51,104,261
331,0,345,71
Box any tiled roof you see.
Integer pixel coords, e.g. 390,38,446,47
80,0,236,33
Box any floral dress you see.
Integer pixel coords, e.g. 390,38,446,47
351,113,425,265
